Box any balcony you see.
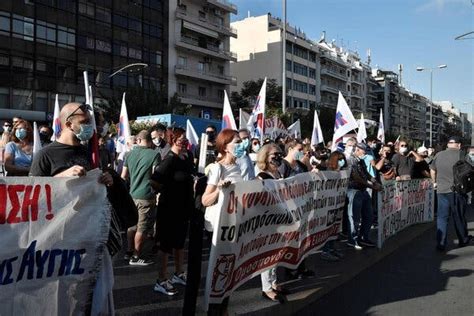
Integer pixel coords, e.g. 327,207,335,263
175,65,236,85
351,77,363,85
207,0,238,14
320,52,348,67
176,36,237,62
176,8,237,38
320,68,347,82
177,92,223,109
321,84,347,95
351,92,363,99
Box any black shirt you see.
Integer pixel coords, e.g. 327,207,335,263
391,153,415,177
412,160,430,179
29,141,92,176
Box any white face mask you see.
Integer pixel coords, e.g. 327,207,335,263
345,145,354,154
399,147,408,154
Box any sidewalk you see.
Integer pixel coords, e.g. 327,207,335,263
113,220,436,315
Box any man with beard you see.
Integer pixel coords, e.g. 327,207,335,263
151,123,170,159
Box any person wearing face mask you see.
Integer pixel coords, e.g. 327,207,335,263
343,137,357,161
150,128,195,296
412,146,431,179
121,130,161,266
151,123,170,159
194,125,217,168
467,146,474,166
38,125,53,146
255,143,287,303
249,137,261,163
346,143,383,249
116,135,136,175
280,139,308,178
30,103,115,315
236,128,255,180
4,119,33,176
375,145,396,181
391,140,423,181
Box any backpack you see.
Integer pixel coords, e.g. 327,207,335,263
452,151,474,194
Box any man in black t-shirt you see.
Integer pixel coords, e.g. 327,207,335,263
29,102,114,315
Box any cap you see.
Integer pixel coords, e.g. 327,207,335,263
447,136,461,143
355,142,369,152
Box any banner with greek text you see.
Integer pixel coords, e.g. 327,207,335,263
0,170,110,315
205,170,350,306
378,179,434,248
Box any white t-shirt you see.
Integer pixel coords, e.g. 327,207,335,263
207,162,243,186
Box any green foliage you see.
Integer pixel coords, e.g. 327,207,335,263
129,120,163,135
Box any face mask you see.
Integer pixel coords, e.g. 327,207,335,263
241,138,250,151
370,143,377,149
232,142,246,158
338,159,345,168
360,154,367,160
294,151,304,161
206,131,215,142
399,147,408,154
270,155,283,167
39,132,49,141
252,144,260,152
15,128,27,140
152,138,161,147
345,145,354,154
73,124,94,142
3,126,11,133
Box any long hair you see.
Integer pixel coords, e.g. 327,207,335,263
215,128,237,161
168,127,185,145
256,143,280,172
11,119,33,143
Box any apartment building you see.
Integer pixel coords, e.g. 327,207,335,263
168,0,237,119
0,0,167,121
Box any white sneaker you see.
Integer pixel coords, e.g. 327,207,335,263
171,272,187,286
153,279,178,296
129,256,154,266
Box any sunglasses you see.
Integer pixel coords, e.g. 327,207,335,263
400,145,407,147
66,103,92,121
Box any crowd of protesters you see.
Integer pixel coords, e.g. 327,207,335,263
1,104,473,314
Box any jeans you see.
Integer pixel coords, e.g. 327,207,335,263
436,192,469,247
347,189,373,243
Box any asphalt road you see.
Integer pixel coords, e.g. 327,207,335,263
299,206,474,316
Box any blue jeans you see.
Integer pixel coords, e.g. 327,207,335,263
437,192,469,248
347,189,373,243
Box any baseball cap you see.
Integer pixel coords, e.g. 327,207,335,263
447,136,461,143
417,146,428,154
356,142,369,152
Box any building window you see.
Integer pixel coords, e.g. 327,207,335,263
12,15,34,41
13,89,33,110
217,65,224,75
293,79,308,93
199,11,206,20
0,14,10,33
309,84,316,95
286,77,292,89
293,62,308,76
178,56,187,67
309,52,316,63
178,83,187,94
197,62,205,72
285,59,292,71
198,86,206,97
309,68,316,79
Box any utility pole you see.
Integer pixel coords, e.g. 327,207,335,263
282,0,287,113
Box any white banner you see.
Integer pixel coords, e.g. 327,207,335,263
0,170,111,315
378,179,434,248
205,170,350,306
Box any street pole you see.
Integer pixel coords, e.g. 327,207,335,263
430,69,433,147
282,0,286,114
471,103,474,146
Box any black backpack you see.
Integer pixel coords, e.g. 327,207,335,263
452,151,474,194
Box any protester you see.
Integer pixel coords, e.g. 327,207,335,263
346,143,382,249
343,137,357,160
116,135,136,175
195,125,217,167
256,143,286,303
300,143,314,171
374,144,396,181
430,136,473,251
391,140,424,180
249,137,260,163
38,125,53,146
467,146,474,166
98,136,113,169
4,119,33,176
151,123,170,158
121,130,160,266
237,128,255,180
29,102,115,315
279,139,307,178
412,146,430,178
426,147,436,164
151,128,195,296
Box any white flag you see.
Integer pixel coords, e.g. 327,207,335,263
247,77,266,141
33,121,42,155
377,108,385,144
287,120,301,139
331,92,358,151
51,94,61,141
186,119,199,148
222,90,237,130
357,113,367,143
311,110,325,146
117,92,131,153
239,108,250,130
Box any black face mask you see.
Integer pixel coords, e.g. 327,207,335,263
206,131,216,142
39,132,49,142
270,154,283,167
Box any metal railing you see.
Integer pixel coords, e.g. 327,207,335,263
177,36,237,59
176,8,237,35
208,0,237,11
177,92,223,104
175,65,236,84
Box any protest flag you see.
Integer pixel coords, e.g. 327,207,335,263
247,77,266,141
311,110,324,146
377,108,385,144
331,92,358,151
394,135,401,148
186,119,199,151
83,71,99,168
117,92,131,153
239,108,250,130
33,122,42,155
51,94,61,141
287,119,301,139
357,113,368,143
222,90,237,130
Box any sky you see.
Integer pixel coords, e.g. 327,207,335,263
231,0,474,119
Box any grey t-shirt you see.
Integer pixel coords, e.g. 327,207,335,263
430,148,461,193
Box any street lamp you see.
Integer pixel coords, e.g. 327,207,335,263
416,64,447,147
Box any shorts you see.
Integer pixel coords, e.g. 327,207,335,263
134,199,156,235
156,206,190,254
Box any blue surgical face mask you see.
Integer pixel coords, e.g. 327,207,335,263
15,128,27,140
233,142,246,158
242,138,250,151
294,151,304,161
338,159,345,168
252,144,260,152
360,154,367,160
74,124,94,141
